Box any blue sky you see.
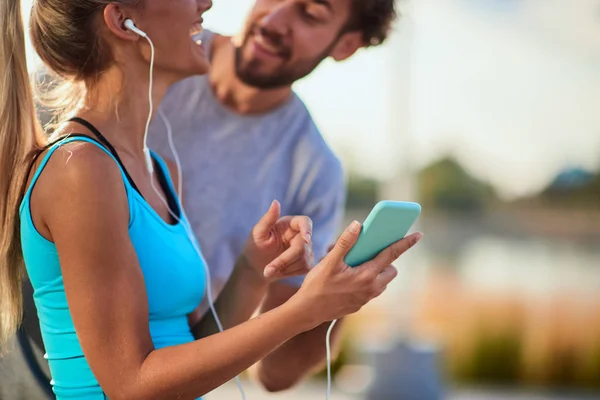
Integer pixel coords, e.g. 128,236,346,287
22,0,600,198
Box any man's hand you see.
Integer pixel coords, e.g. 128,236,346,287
243,200,314,282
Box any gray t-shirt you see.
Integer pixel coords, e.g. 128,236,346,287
147,30,345,305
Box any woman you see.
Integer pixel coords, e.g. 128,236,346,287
0,0,422,399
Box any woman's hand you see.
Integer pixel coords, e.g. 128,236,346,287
289,221,423,326
243,200,314,282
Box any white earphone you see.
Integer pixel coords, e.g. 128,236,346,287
124,19,147,38
123,19,154,174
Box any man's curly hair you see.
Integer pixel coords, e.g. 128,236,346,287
346,0,397,47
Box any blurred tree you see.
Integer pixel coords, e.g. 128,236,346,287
346,173,379,209
418,157,496,213
538,167,600,209
546,346,578,388
580,338,600,389
453,328,523,386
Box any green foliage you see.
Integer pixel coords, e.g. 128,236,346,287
346,174,379,209
579,338,600,389
539,172,600,210
457,329,522,385
546,347,579,387
418,157,496,212
345,156,599,213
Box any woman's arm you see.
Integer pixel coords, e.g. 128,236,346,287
35,146,313,399
36,144,413,400
252,283,345,392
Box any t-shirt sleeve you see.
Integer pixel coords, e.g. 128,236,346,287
280,151,346,287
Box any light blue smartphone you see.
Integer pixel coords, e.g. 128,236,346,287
344,200,421,267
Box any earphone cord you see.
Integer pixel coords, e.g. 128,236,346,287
142,35,155,174
326,319,338,400
139,32,247,400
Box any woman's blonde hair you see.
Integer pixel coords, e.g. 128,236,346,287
0,0,139,352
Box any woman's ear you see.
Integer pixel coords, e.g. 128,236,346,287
103,3,140,41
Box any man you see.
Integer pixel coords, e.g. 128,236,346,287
147,0,397,392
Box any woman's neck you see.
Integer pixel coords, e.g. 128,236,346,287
72,66,170,158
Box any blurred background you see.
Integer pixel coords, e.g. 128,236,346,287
205,0,600,398
13,0,600,399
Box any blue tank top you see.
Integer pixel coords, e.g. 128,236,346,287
19,136,206,399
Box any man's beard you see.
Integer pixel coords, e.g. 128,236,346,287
233,27,338,89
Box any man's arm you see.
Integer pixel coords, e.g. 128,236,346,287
254,145,347,391
189,201,313,338
163,158,267,338
253,282,344,392
189,255,269,338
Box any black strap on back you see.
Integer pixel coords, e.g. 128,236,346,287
68,117,180,218
68,117,143,197
25,133,101,189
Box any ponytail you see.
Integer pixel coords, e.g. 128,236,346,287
0,0,45,353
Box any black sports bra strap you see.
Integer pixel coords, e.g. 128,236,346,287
24,134,105,193
68,117,143,197
66,117,181,219
28,134,71,173
152,156,181,219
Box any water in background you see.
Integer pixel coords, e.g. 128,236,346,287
334,206,600,398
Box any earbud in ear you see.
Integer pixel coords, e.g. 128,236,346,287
124,19,148,38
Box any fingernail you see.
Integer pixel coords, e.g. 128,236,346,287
349,221,361,233
264,266,276,278
305,233,312,244
412,232,424,245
